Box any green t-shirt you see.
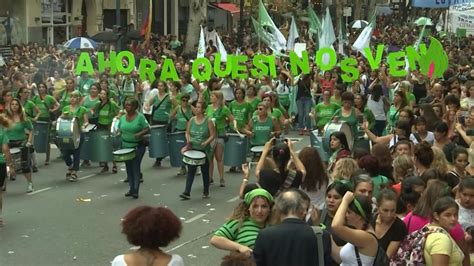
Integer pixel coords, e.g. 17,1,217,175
77,78,94,95
229,100,251,130
96,101,120,126
151,94,172,123
22,100,36,118
315,102,340,128
334,107,359,137
251,116,274,146
83,95,100,119
206,105,231,135
62,105,88,128
32,95,56,120
271,108,283,126
363,107,376,130
119,113,150,148
189,117,210,153
387,105,400,128
6,119,33,141
246,97,261,112
406,92,416,107
330,96,342,106
214,219,263,248
0,127,9,163
175,106,192,131
59,90,74,110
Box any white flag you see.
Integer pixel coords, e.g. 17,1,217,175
318,7,336,48
216,32,228,62
352,20,374,56
287,16,299,50
197,25,206,58
258,0,287,52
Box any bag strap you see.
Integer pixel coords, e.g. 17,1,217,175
413,132,422,143
278,169,297,194
312,226,324,266
320,209,328,225
181,106,190,121
151,94,169,117
354,246,363,266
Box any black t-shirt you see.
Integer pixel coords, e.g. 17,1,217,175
370,214,408,252
412,82,427,103
320,209,347,247
258,169,303,196
296,80,311,99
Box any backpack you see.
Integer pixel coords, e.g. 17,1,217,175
312,226,325,266
390,225,445,265
354,232,390,266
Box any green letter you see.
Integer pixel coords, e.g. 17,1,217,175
74,52,94,76
405,44,427,71
364,44,384,71
289,51,309,76
139,59,158,83
192,57,212,81
316,48,337,71
97,51,117,74
116,51,135,74
388,51,407,77
251,54,270,78
214,53,232,78
340,58,360,83
230,55,248,79
159,59,179,81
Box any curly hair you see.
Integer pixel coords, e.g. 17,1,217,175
121,206,182,249
332,158,359,180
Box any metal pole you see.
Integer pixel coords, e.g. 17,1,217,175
238,0,245,48
116,0,121,51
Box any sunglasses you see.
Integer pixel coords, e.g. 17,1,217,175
258,108,265,111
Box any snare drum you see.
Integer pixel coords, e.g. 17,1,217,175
250,146,264,161
10,148,22,170
224,134,248,166
56,117,81,150
182,150,206,166
323,122,353,153
113,148,136,162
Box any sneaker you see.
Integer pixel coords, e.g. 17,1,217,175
153,160,161,168
196,168,202,175
27,182,34,193
32,166,38,173
220,178,225,187
177,167,187,176
179,193,190,200
202,193,209,199
9,175,16,181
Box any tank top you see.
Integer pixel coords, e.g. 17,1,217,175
175,106,192,131
83,95,100,119
251,116,273,146
367,95,386,121
190,117,210,153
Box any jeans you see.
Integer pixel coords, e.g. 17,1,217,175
184,158,210,195
297,97,313,130
373,120,386,137
125,144,146,195
62,135,83,171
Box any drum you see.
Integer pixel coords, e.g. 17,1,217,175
353,136,372,154
310,129,329,162
148,125,169,158
113,148,136,162
90,131,114,162
80,130,95,160
33,121,50,153
10,147,22,171
323,122,354,153
250,146,264,161
168,131,186,167
224,134,248,166
56,117,80,150
182,150,206,166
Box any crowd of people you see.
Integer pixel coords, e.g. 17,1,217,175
0,10,473,266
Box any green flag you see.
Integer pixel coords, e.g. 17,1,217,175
307,7,321,36
258,0,286,51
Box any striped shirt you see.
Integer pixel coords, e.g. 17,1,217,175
214,219,263,248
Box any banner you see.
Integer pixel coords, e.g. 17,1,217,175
448,2,474,36
412,0,470,8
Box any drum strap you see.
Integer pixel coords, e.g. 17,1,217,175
277,169,297,194
181,107,190,121
151,94,169,117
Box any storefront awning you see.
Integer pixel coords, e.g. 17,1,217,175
210,3,240,14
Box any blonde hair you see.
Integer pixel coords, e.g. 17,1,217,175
393,154,414,181
210,91,224,107
431,146,450,174
332,158,359,181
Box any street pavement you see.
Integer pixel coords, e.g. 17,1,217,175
0,133,310,266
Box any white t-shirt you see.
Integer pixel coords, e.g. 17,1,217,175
340,243,375,266
111,254,184,266
457,201,474,230
410,131,435,145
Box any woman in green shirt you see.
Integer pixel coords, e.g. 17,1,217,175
206,91,234,187
210,188,273,256
386,90,407,135
180,101,216,200
169,93,192,176
31,82,60,165
95,88,120,173
262,93,291,134
0,114,14,226
61,91,89,182
80,83,100,125
312,90,341,132
246,85,261,112
229,87,251,133
145,81,172,167
5,99,34,193
18,87,40,121
119,97,150,199
354,93,375,132
57,77,76,111
332,92,360,139
244,102,280,147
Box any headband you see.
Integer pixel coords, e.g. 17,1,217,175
353,198,367,221
244,188,273,205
